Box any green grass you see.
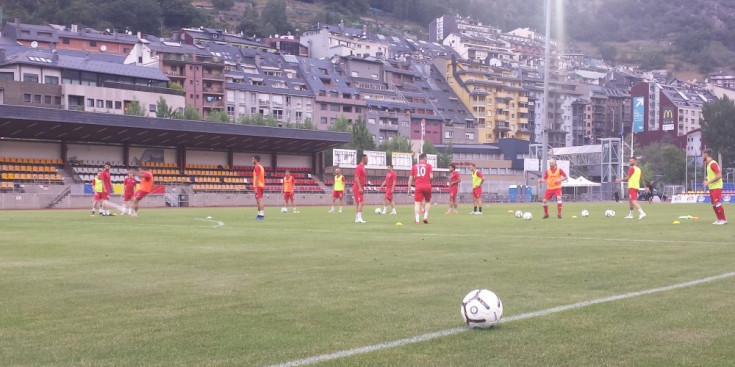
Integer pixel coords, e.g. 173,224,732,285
1,202,733,366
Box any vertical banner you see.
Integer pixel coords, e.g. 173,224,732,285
632,96,645,133
662,107,675,131
426,154,438,167
333,149,356,167
364,150,387,168
391,152,413,170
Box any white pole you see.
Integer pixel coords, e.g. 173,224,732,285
541,0,552,184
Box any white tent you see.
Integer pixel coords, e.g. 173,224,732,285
563,176,601,188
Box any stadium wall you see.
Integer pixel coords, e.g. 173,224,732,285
129,147,177,165
0,141,60,160
278,154,311,168
233,152,271,167
67,144,121,164
187,150,228,165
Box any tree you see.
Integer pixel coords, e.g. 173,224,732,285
637,142,686,185
260,0,294,37
438,139,454,168
328,117,352,133
211,0,234,10
183,105,202,120
423,140,438,155
207,109,230,123
124,97,146,116
155,97,176,118
379,136,412,165
702,95,735,166
236,6,261,38
350,116,376,157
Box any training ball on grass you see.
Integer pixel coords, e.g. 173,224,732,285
604,209,616,217
514,210,523,218
522,212,533,220
395,222,403,226
206,216,212,219
581,209,589,217
375,208,383,214
461,289,503,329
281,207,288,213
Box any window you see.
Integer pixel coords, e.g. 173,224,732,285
97,100,104,108
23,94,31,102
445,130,454,139
296,111,302,121
321,103,327,111
34,94,41,103
227,105,235,116
330,104,340,112
115,101,122,109
0,72,13,80
106,100,113,109
44,76,59,84
149,104,156,112
23,73,39,83
320,117,328,124
54,96,61,105
62,38,70,44
355,107,362,113
44,95,52,104
465,132,474,139
89,41,97,47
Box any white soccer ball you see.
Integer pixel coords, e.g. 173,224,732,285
281,207,288,213
374,208,383,214
461,289,504,329
581,209,590,217
605,209,616,217
522,212,533,220
514,210,523,218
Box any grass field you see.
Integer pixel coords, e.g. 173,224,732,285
1,202,733,367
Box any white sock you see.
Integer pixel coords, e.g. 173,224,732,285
415,213,420,222
629,210,633,216
331,206,334,210
639,208,645,214
424,211,429,220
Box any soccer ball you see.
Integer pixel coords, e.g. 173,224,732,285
280,207,288,213
514,210,523,218
605,209,616,217
460,289,504,329
522,212,533,220
375,208,383,214
581,209,590,217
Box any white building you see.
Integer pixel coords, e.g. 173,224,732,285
300,23,389,60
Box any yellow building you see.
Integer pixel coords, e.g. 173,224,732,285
435,58,531,143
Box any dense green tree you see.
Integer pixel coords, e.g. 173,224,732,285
701,95,735,166
438,139,453,168
260,0,294,36
235,6,261,38
207,109,230,123
637,142,686,185
350,116,376,157
124,97,146,116
211,0,235,11
183,105,202,120
155,97,176,118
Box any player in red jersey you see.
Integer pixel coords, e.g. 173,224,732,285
98,162,112,216
408,153,433,224
129,166,154,217
282,170,297,213
702,149,727,225
120,170,137,215
252,155,266,220
353,154,368,223
538,158,567,219
379,164,397,214
90,171,105,216
329,168,345,213
445,163,461,214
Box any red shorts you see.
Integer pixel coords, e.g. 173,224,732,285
254,187,264,199
628,188,638,201
123,192,134,202
472,186,482,199
134,190,149,201
333,190,344,199
353,189,364,204
94,192,109,201
449,187,458,199
384,191,393,202
284,192,294,201
709,188,722,205
414,186,432,202
544,188,562,201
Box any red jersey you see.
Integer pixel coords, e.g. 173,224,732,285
100,169,112,193
449,171,460,187
123,177,137,195
354,163,366,189
410,162,433,188
385,171,397,191
139,171,154,192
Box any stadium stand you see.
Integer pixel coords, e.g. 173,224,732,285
0,157,65,188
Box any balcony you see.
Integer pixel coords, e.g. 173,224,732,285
165,71,185,79
103,81,185,96
203,86,224,94
494,122,511,131
517,124,531,133
495,114,508,122
202,72,224,81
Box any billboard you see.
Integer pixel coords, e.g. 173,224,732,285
333,149,356,167
364,150,387,168
427,154,438,168
632,96,645,133
391,152,413,170
662,107,675,131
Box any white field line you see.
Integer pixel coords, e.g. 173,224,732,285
196,218,225,228
264,271,735,367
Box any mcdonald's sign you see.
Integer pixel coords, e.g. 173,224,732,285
662,107,675,131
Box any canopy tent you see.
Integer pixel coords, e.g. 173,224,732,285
563,176,601,188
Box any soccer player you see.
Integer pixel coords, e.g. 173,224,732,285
470,163,484,214
252,155,265,220
616,157,646,219
353,154,368,223
445,163,460,214
379,164,397,214
282,170,297,213
90,171,105,216
538,158,567,219
120,170,137,215
702,148,727,225
408,153,433,224
98,162,112,216
129,166,154,217
329,168,345,213
646,179,655,203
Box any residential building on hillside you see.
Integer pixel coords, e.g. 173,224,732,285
443,33,515,65
418,63,477,144
301,21,389,60
2,21,138,55
178,27,271,51
0,46,183,116
436,56,531,144
265,35,309,57
125,37,225,117
299,57,365,129
429,14,501,43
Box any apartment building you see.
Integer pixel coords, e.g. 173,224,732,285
299,57,365,129
429,14,501,43
300,22,390,60
3,21,138,56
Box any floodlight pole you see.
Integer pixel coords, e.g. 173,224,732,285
541,0,552,180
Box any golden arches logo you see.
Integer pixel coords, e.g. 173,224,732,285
663,109,674,119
